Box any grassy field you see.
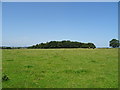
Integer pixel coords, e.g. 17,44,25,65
2,48,118,88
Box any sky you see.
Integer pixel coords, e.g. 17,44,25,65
2,2,118,47
1,0,120,2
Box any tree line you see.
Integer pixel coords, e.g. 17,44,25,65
28,40,96,49
1,39,119,49
0,47,26,49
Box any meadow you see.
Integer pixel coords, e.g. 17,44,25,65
2,48,118,88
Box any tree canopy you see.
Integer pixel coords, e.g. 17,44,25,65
109,39,120,48
28,40,96,49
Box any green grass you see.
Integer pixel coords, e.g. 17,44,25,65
2,48,118,88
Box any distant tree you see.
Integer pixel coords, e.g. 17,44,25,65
109,39,119,48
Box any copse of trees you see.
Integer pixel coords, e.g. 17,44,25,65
28,40,96,49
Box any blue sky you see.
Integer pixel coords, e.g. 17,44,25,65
2,2,118,47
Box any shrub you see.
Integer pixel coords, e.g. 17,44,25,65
2,74,9,81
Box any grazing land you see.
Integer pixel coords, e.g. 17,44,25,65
2,48,118,88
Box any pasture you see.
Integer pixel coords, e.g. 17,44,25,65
2,48,118,88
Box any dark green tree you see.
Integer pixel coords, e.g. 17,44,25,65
109,39,119,48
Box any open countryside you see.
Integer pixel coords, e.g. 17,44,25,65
2,48,118,88
2,2,118,88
